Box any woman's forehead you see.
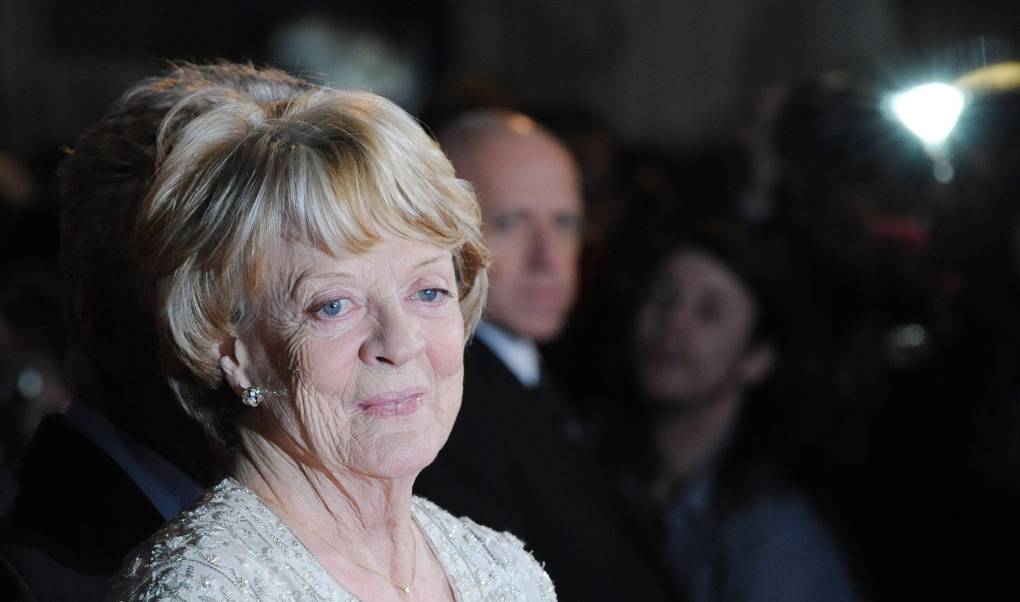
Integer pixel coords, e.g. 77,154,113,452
270,236,454,287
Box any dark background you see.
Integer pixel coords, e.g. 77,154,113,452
4,0,1020,156
4,2,1020,599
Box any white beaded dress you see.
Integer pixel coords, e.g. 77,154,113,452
108,478,557,601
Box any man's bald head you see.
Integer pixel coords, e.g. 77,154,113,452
439,111,584,342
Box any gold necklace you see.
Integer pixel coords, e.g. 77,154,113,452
352,524,417,595
256,486,420,595
303,516,418,595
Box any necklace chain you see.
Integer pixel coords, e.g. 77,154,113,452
285,508,418,595
350,524,417,594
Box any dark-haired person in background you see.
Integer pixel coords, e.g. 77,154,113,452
570,219,857,602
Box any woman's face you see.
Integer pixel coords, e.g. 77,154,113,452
240,233,465,480
632,249,758,406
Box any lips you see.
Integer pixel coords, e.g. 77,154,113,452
357,387,426,418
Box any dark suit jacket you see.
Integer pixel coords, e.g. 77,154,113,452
416,340,673,602
0,415,165,601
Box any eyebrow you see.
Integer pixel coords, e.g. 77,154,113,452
413,253,450,269
288,254,450,300
289,270,355,301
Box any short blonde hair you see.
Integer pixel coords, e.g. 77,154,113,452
138,83,489,446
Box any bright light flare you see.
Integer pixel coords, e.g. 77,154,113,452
890,83,966,146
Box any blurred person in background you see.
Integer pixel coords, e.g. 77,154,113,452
568,216,857,602
416,110,673,601
0,63,313,601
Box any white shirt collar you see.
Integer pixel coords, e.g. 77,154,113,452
474,321,541,388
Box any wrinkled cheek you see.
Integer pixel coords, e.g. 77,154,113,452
428,312,465,377
279,335,357,449
427,318,465,421
436,362,464,412
287,332,354,397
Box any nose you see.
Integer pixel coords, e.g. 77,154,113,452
661,300,694,335
527,222,563,272
359,303,426,367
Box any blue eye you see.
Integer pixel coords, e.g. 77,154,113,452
320,299,349,317
416,288,447,303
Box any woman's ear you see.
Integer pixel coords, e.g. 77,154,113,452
218,337,255,396
739,342,776,387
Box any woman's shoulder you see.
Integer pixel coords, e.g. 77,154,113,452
109,479,345,601
412,496,557,601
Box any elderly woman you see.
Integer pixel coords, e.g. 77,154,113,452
109,68,555,601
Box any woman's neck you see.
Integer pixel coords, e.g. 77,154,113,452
232,432,418,594
651,388,742,490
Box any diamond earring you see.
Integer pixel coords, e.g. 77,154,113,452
240,386,263,408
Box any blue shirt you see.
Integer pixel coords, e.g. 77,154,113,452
661,466,858,602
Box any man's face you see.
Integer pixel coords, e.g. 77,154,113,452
458,129,583,342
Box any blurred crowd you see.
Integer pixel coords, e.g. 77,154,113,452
544,66,1020,599
3,51,1020,600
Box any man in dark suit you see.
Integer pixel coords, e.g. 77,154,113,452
0,64,310,601
416,111,672,601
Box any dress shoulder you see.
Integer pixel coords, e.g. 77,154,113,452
108,479,349,601
412,496,557,601
109,483,555,601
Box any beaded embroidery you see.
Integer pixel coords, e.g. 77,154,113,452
110,478,556,601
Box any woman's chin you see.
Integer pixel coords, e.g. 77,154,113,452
353,430,444,480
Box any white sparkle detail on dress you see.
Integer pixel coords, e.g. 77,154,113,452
108,478,557,601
